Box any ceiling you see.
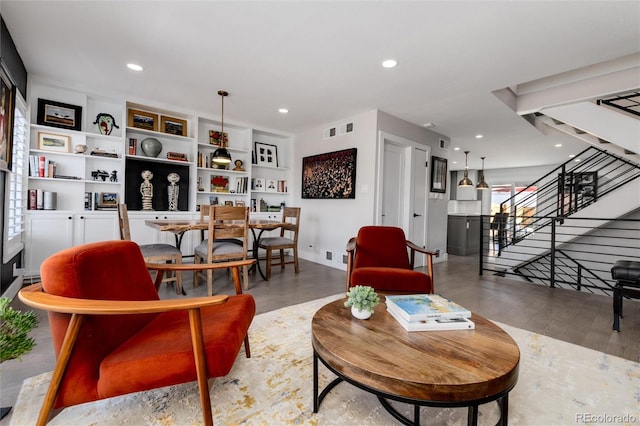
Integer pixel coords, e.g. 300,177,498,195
2,1,639,171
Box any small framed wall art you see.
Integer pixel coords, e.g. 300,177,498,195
430,156,448,193
160,115,187,136
37,132,71,153
37,98,82,131
128,109,158,132
254,142,278,167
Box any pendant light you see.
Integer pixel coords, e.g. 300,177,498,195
212,90,232,164
476,156,489,189
458,150,473,187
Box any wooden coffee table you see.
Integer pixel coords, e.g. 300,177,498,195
311,298,520,425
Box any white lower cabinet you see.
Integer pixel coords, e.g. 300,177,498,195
25,212,119,277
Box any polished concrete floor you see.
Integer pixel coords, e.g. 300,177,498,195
1,254,638,424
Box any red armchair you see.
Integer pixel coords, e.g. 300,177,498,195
346,226,436,293
18,240,256,426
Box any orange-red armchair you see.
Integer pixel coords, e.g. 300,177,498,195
18,240,256,426
346,226,436,293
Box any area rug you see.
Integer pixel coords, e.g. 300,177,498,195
10,294,640,425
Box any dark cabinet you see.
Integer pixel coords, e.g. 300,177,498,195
447,215,480,256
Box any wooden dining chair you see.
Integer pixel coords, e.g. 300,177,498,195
194,205,250,295
257,207,300,280
117,204,183,293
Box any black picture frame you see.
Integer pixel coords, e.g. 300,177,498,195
37,98,82,131
302,148,357,199
430,156,447,193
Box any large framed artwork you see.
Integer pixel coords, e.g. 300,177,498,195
302,148,357,199
0,69,15,170
430,156,447,193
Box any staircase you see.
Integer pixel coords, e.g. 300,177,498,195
485,76,640,290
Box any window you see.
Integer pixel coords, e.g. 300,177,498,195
3,92,27,263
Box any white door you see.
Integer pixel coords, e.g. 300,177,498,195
382,143,405,227
410,147,428,267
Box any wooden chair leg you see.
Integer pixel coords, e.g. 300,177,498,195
266,249,272,280
293,246,299,273
37,314,84,426
193,255,201,288
188,309,213,426
207,269,214,296
279,249,285,269
175,258,183,294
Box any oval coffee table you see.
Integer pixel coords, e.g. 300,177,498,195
312,298,520,425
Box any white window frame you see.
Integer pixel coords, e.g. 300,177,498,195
3,90,28,264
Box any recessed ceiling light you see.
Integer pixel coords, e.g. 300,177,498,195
569,154,575,158
381,59,398,68
574,158,581,162
454,147,460,151
423,122,436,128
452,161,458,164
126,63,143,71
278,108,288,114
555,144,562,147
475,134,483,139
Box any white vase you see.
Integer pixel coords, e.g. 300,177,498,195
351,306,372,320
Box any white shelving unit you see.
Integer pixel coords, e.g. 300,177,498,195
23,79,293,276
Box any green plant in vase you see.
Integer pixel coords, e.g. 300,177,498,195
345,285,379,319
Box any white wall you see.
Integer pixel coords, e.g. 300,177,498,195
294,109,450,269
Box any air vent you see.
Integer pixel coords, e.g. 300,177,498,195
339,122,354,135
323,127,338,139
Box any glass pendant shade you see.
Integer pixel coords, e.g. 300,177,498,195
476,156,489,189
458,151,474,187
212,90,231,164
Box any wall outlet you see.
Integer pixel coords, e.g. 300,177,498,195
435,249,441,257
326,251,332,260
342,254,348,264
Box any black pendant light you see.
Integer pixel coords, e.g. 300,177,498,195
212,90,231,164
476,156,489,189
458,151,473,187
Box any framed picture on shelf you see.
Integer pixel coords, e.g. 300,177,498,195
160,115,187,136
209,130,228,147
254,142,278,167
302,148,357,199
430,156,448,193
265,179,277,193
98,192,118,209
128,109,158,132
37,98,82,131
224,201,234,206
254,178,265,191
37,131,71,153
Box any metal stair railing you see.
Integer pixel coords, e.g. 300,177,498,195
497,146,640,252
480,215,640,296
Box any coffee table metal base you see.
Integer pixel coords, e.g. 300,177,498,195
313,350,512,426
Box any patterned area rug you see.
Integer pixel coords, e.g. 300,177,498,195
10,294,640,425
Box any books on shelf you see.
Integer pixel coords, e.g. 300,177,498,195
128,138,137,155
385,294,472,322
387,308,475,331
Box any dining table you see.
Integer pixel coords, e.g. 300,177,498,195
145,217,284,281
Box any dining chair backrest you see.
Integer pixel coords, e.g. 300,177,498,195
202,205,250,257
117,204,132,241
280,207,301,241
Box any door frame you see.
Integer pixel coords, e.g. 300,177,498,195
375,131,430,245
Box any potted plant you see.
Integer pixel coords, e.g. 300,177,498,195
344,285,380,320
0,296,39,419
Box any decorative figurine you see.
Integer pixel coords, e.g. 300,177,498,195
140,170,154,211
74,144,87,154
93,112,120,136
233,159,245,171
167,172,180,211
197,176,204,191
110,170,118,182
91,169,109,181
